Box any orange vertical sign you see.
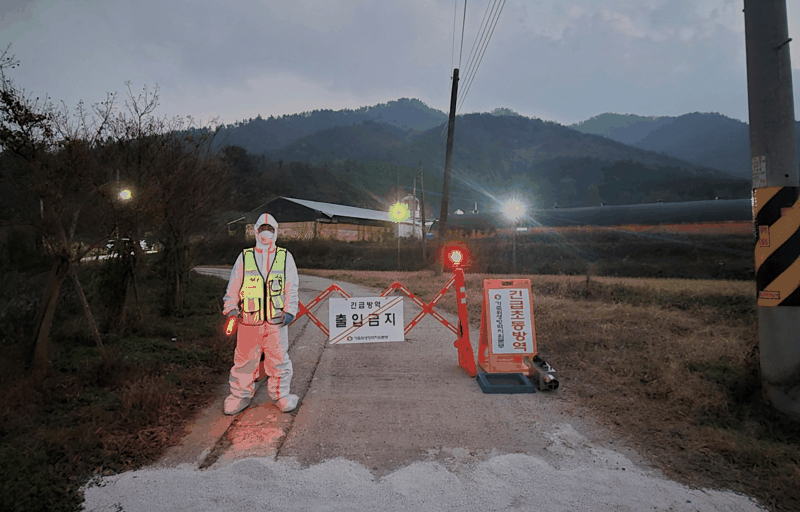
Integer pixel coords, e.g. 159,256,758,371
478,279,538,375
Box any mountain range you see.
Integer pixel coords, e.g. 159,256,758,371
570,112,800,181
210,99,799,213
214,98,447,154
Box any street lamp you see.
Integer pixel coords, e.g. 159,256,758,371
503,199,525,274
95,179,134,253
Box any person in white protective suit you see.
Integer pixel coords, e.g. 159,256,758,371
222,213,300,415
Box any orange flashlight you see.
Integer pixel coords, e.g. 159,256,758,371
225,316,238,336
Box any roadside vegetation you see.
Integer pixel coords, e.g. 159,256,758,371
302,267,798,512
266,230,754,281
0,258,232,512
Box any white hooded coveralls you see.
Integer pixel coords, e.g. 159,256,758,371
223,213,299,403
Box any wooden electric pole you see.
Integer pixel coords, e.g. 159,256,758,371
744,0,800,418
436,68,459,276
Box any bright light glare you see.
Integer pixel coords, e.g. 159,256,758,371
389,202,410,222
449,250,463,265
503,199,524,220
118,189,132,201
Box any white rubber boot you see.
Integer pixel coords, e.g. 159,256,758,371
223,395,251,415
276,394,299,412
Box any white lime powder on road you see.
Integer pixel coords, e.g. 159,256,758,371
82,427,766,512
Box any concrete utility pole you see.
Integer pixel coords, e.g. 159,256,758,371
436,68,459,276
744,0,800,418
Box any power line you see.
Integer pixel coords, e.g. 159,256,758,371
444,1,461,142
458,0,468,68
456,0,498,112
457,0,505,114
459,0,496,96
440,0,473,144
457,0,506,114
451,0,457,70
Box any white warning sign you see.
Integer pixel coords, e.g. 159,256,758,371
752,155,767,188
329,297,404,344
487,288,534,355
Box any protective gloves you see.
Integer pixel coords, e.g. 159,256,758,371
282,312,294,327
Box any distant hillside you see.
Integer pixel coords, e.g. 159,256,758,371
266,113,750,210
272,120,413,164
219,145,378,211
631,113,750,179
570,113,674,145
272,112,731,175
213,98,447,154
488,107,523,117
359,98,448,130
572,112,800,181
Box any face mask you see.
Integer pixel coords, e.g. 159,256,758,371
257,231,274,245
257,227,276,247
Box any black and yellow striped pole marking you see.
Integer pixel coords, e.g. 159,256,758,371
745,0,800,418
754,186,800,306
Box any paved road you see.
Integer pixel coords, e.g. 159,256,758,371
81,269,767,512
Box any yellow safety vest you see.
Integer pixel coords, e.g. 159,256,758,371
239,247,287,325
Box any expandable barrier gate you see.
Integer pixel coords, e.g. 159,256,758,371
292,268,477,377
290,241,557,388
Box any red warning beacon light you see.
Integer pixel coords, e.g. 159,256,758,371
439,240,473,271
448,249,463,267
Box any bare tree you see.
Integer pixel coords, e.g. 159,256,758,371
1,45,232,381
0,45,118,380
155,120,229,314
107,83,230,315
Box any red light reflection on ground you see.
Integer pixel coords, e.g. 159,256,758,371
229,415,284,452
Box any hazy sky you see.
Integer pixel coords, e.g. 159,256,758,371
2,0,799,127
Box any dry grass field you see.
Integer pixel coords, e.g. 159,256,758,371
301,268,799,512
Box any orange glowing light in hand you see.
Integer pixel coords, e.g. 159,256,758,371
225,316,238,336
